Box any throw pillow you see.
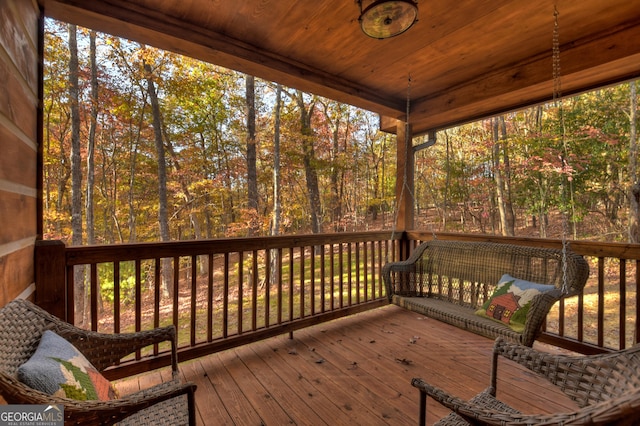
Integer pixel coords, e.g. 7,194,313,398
475,274,555,332
17,330,118,400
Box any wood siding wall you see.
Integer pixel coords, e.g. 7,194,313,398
0,0,39,306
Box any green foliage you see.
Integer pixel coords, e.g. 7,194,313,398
99,261,141,305
43,18,640,243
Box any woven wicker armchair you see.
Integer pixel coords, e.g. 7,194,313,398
0,299,197,425
412,337,640,425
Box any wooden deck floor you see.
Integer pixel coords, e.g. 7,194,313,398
114,304,579,425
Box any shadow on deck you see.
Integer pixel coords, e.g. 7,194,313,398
114,305,578,425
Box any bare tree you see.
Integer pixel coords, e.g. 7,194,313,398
68,24,86,324
629,81,639,243
86,30,97,246
492,116,515,236
246,75,258,235
295,91,322,234
144,60,172,298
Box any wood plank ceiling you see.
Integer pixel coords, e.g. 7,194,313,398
40,0,640,136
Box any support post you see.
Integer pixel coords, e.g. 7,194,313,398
395,122,414,260
34,240,67,320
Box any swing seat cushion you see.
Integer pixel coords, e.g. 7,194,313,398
382,240,590,346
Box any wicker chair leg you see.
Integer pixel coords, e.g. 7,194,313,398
188,386,197,426
419,389,427,426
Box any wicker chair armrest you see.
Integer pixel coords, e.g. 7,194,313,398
412,376,638,425
519,289,562,347
411,377,493,410
55,325,179,373
490,337,640,407
0,371,195,425
411,378,520,425
382,242,432,300
63,379,197,425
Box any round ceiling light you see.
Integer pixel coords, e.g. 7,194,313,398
359,0,418,39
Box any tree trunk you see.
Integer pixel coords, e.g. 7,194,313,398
86,31,99,311
87,31,97,246
443,130,451,230
629,81,639,243
269,84,283,285
246,75,259,235
68,24,86,324
144,61,172,298
296,91,322,234
493,116,515,236
272,84,283,237
500,117,516,233
322,102,343,231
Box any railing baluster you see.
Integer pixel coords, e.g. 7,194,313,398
597,257,605,348
114,262,120,334
320,245,326,313
310,246,316,316
339,243,344,308
90,264,98,331
191,255,197,346
238,251,244,335
356,242,361,304
577,292,584,342
348,243,353,306
300,246,305,319
136,259,142,360
207,253,214,342
223,252,229,339
636,259,640,345
154,259,160,331
265,249,271,328
277,248,283,325
252,250,258,331
173,256,179,337
620,259,627,349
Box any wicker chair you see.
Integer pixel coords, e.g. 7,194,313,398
0,299,197,425
412,337,640,425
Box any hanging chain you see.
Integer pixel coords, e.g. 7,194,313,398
553,7,570,294
389,75,413,256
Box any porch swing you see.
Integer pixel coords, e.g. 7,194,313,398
408,9,640,425
383,8,590,348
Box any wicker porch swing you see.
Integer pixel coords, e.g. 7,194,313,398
409,9,640,425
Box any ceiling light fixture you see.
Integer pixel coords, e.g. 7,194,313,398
358,0,418,39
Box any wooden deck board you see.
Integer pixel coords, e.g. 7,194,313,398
114,304,579,425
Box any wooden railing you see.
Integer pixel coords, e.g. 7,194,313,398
35,232,397,379
34,231,640,377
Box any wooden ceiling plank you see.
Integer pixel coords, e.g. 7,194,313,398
409,22,640,132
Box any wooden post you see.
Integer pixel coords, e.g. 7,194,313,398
34,240,67,320
396,122,414,260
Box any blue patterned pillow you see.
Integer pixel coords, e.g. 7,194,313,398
17,330,118,400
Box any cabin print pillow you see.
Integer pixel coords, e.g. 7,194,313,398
475,274,555,332
17,330,118,400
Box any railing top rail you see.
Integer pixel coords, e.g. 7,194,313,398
63,231,400,265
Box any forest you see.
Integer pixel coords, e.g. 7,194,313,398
43,20,640,248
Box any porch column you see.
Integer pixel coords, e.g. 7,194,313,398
395,122,414,232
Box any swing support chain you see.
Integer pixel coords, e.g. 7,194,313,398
554,7,570,295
